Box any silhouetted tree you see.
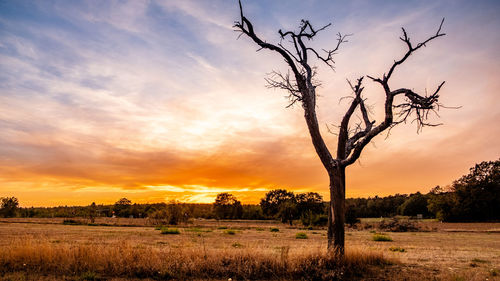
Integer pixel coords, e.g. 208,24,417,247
277,200,298,225
429,160,500,221
166,201,190,225
260,189,295,217
87,202,97,223
113,198,132,217
213,193,243,219
235,0,446,253
296,192,323,215
398,192,430,217
0,197,19,218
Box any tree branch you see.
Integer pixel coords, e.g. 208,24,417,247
341,19,446,166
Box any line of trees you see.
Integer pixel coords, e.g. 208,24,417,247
2,160,498,223
346,159,499,222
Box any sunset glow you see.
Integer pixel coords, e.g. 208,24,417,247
0,0,499,206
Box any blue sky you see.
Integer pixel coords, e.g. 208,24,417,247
0,0,499,206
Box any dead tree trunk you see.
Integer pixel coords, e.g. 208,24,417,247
235,0,446,255
328,166,345,252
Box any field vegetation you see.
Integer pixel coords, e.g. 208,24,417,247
0,219,499,280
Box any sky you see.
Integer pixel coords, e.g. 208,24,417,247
0,0,499,207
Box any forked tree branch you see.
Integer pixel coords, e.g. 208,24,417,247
236,0,447,170
341,19,446,166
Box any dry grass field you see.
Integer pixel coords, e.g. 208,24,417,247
0,218,499,280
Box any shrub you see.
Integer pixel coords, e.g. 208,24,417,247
185,227,211,233
160,228,180,235
490,269,499,276
217,226,228,229
345,207,360,226
379,217,420,232
232,243,243,248
270,227,279,232
372,233,392,242
389,246,405,252
79,271,100,281
224,229,236,235
63,219,85,225
301,212,328,227
295,232,308,239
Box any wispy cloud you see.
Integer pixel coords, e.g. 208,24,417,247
0,0,498,206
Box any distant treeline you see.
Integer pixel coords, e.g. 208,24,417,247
1,159,498,223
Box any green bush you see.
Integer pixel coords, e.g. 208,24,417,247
232,242,243,248
160,227,180,235
79,271,100,281
217,226,228,229
300,211,328,227
270,227,279,232
185,227,211,233
389,246,405,252
224,229,236,235
372,233,392,241
295,232,308,239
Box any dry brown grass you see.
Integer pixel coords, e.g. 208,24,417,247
0,219,499,280
0,238,386,280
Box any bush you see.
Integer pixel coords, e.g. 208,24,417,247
232,242,243,248
300,212,328,227
79,271,101,281
389,246,405,252
63,219,85,225
224,229,236,235
372,233,392,242
295,232,308,239
160,228,180,235
345,207,360,226
185,227,211,233
379,217,420,232
270,227,279,232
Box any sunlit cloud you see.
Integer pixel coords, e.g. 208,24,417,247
0,0,498,206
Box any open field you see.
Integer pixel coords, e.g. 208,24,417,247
0,219,499,280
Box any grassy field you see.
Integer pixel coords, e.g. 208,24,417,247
0,218,499,280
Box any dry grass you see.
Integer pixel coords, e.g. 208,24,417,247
0,219,499,280
0,238,385,280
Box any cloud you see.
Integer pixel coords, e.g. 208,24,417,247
0,0,498,206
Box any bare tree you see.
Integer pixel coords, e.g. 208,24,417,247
234,1,446,254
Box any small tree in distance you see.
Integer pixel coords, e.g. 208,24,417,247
235,0,447,254
0,197,19,218
260,189,295,217
213,193,243,219
113,198,132,217
260,189,324,225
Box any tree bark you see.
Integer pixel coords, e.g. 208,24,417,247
327,165,346,254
